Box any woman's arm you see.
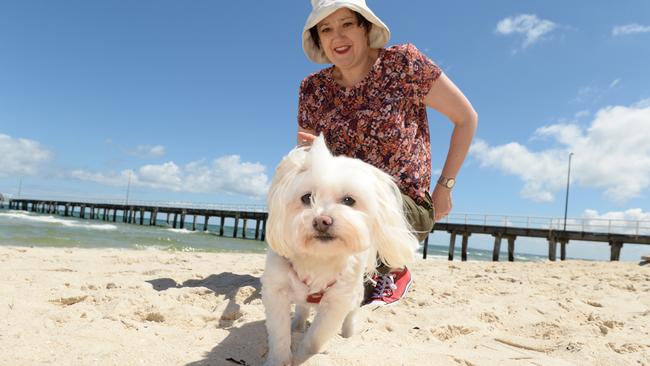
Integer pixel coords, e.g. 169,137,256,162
423,72,478,221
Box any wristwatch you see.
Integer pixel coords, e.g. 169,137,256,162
437,176,456,189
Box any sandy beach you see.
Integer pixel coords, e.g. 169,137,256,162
0,246,648,366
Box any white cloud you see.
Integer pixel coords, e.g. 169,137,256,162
0,134,53,177
71,155,269,198
583,208,650,222
612,23,650,36
573,80,620,105
634,98,650,108
574,110,590,119
575,209,650,235
470,140,566,202
496,14,557,49
138,162,183,188
574,84,602,104
129,144,166,158
70,169,133,187
471,99,650,203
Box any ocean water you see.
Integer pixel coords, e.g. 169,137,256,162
0,208,546,261
0,208,267,253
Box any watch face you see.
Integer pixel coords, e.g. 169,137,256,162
446,178,456,188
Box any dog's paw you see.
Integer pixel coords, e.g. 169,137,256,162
341,322,355,338
341,309,358,338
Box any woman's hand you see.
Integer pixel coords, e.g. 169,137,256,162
431,185,452,221
297,131,317,146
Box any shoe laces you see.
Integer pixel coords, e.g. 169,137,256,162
371,274,397,298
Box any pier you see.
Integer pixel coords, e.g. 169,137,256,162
4,198,650,261
5,198,268,241
426,214,650,262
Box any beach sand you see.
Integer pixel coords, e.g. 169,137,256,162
1,246,648,366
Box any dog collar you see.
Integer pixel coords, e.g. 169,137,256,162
287,260,337,304
305,281,337,304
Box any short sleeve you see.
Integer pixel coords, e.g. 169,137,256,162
402,44,442,102
297,78,315,131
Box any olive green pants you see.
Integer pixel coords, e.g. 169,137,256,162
375,192,435,274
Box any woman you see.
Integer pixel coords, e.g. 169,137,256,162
297,0,478,306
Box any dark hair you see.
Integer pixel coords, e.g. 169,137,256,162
309,11,372,50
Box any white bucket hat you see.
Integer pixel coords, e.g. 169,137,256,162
302,0,391,64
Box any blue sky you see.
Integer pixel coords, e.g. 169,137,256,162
1,0,649,235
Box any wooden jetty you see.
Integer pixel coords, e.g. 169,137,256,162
5,198,650,261
6,198,268,241
424,215,650,262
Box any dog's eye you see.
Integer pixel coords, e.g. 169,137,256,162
341,196,356,206
301,193,312,205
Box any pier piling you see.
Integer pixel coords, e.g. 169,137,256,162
461,233,471,261
507,235,516,262
492,234,502,261
448,232,457,261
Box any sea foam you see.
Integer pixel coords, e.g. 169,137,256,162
0,212,117,231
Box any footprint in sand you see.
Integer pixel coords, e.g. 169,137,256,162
478,312,501,324
607,342,650,354
530,321,566,340
586,313,624,335
431,325,476,341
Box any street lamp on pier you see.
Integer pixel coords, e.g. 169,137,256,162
563,153,574,231
125,171,132,205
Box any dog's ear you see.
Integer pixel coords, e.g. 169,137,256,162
369,168,419,270
265,146,308,258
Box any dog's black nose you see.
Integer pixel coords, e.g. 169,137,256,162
312,215,334,232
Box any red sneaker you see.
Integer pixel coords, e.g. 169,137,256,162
363,267,412,306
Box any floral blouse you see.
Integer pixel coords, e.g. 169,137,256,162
298,43,442,205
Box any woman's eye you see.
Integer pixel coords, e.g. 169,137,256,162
320,27,331,33
342,196,356,206
301,193,312,205
343,22,354,27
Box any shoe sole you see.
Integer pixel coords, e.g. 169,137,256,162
384,277,412,307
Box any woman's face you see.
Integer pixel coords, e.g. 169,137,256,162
316,8,370,68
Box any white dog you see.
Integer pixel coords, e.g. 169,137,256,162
261,135,419,365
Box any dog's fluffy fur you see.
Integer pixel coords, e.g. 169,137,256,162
261,136,419,365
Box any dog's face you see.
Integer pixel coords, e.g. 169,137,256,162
278,154,378,257
266,136,418,270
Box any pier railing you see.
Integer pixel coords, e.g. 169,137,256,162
6,195,267,212
440,213,650,236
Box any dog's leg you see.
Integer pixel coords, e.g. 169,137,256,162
292,304,309,332
262,286,293,366
341,307,359,338
295,301,350,358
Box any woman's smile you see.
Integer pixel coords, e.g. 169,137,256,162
333,45,352,55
